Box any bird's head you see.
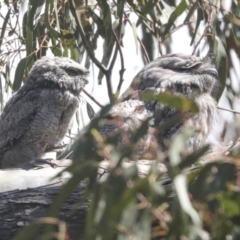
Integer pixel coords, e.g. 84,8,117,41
27,56,89,95
136,53,219,98
104,100,153,131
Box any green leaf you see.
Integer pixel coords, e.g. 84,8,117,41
163,0,189,38
119,206,151,240
190,162,236,201
48,163,97,235
88,8,106,38
190,6,204,46
173,174,209,239
97,0,112,44
169,126,195,167
117,0,125,17
44,0,60,39
13,58,27,91
26,3,34,56
184,0,198,24
87,102,95,119
131,22,138,54
135,0,158,26
4,61,11,91
211,35,227,101
225,13,240,27
50,45,62,56
159,1,175,25
96,0,114,84
12,221,42,240
0,9,10,48
141,92,199,112
179,145,210,170
98,37,115,84
29,0,45,30
22,12,28,39
61,29,74,39
0,74,4,110
61,104,113,161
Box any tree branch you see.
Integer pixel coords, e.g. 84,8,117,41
69,0,115,103
217,106,240,115
81,88,103,108
69,0,107,75
111,30,125,97
124,13,150,63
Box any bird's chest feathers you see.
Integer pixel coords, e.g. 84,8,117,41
42,88,79,109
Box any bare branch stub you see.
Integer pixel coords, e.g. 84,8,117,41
81,88,104,108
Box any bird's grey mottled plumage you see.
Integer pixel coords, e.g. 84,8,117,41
100,100,155,157
0,56,89,168
121,53,219,152
100,100,152,136
95,100,156,159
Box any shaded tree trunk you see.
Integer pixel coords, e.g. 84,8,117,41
0,181,87,240
0,143,231,240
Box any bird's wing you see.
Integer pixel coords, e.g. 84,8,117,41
0,89,41,155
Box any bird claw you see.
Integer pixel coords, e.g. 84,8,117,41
46,144,68,152
30,158,59,169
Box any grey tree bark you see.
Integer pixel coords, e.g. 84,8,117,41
0,181,88,240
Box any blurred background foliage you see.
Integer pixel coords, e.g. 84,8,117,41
1,0,240,239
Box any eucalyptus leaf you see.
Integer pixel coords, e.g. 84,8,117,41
163,0,189,38
190,6,204,46
141,92,199,112
87,101,95,119
0,9,10,48
12,58,27,91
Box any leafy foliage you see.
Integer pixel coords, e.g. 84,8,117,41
1,0,240,240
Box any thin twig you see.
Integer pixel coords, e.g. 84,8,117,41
217,106,240,115
35,5,63,54
69,0,115,102
69,0,107,75
111,30,125,97
109,0,124,72
108,0,125,98
124,12,150,63
153,7,162,56
160,21,192,43
81,88,103,108
192,26,212,55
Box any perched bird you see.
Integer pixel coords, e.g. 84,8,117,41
100,100,152,136
0,56,89,168
99,100,157,159
68,99,157,161
121,53,219,152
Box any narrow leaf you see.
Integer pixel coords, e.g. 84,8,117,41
87,102,95,120
190,6,204,46
131,22,138,54
163,0,188,38
44,0,60,39
13,58,27,91
141,92,199,112
0,9,11,48
29,0,45,29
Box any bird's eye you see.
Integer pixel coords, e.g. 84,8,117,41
182,61,202,69
65,68,79,76
206,68,218,77
105,114,114,120
134,105,145,113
